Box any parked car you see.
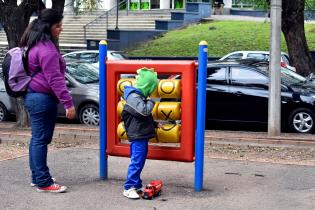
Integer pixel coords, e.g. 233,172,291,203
0,77,15,121
62,50,127,64
219,50,296,71
58,62,99,125
171,60,315,133
0,62,100,126
63,50,134,78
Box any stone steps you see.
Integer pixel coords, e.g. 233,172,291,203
0,10,172,60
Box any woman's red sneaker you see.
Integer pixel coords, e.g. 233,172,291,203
37,183,67,193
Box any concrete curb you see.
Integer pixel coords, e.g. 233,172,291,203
1,122,315,148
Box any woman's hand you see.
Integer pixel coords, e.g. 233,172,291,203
66,106,76,119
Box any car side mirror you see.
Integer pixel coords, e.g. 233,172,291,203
308,73,314,80
281,85,288,92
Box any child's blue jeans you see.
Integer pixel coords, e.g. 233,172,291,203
24,92,57,188
124,140,148,190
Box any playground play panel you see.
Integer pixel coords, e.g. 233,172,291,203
99,40,208,191
106,60,196,162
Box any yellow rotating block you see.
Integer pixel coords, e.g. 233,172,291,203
149,137,158,143
150,88,159,98
157,124,181,143
117,100,126,117
117,122,128,140
158,79,181,98
152,102,159,120
117,78,136,96
157,102,181,121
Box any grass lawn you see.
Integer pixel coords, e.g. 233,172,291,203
126,20,315,57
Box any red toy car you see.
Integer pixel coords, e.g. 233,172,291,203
142,180,163,199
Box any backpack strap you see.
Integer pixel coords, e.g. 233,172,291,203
22,47,42,78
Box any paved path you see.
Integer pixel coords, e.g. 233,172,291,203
0,148,314,210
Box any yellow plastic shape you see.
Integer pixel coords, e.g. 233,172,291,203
157,124,181,143
149,137,158,143
157,102,181,120
150,87,160,98
117,122,128,140
158,79,181,98
152,102,159,120
117,78,136,96
117,100,126,117
100,40,107,45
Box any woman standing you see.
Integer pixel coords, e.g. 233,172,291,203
20,9,75,193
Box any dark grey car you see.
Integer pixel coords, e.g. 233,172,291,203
0,62,100,126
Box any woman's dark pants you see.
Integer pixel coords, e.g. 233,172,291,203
24,92,57,188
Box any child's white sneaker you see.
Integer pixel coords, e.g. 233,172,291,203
123,188,140,199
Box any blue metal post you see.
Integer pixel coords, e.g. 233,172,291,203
195,41,208,191
99,40,108,180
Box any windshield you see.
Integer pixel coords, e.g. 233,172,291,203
256,65,306,85
66,63,99,84
109,52,126,60
280,67,306,85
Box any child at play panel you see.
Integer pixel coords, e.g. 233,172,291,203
121,67,160,199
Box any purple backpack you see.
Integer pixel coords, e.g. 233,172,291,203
1,47,40,97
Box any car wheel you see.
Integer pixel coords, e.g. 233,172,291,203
0,102,8,122
79,104,99,126
288,108,315,133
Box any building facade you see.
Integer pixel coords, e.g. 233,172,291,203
104,0,187,10
103,0,233,10
43,0,232,12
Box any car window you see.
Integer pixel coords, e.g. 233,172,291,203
109,52,126,60
79,53,99,63
247,53,267,60
207,67,227,85
0,78,5,91
66,63,99,84
64,53,78,59
231,67,268,88
224,53,243,60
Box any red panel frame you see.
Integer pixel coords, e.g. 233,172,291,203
106,60,196,162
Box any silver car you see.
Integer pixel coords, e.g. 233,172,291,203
63,50,126,64
58,62,99,126
219,50,296,71
0,62,100,126
0,77,15,121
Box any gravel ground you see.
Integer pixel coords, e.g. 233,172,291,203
1,141,314,166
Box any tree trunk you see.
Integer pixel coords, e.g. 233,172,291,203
282,0,315,76
52,0,65,14
14,97,30,128
1,7,31,48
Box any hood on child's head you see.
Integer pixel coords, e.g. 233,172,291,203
135,67,158,97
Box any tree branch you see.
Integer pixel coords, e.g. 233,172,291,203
0,1,4,15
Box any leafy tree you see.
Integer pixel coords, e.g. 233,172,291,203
73,0,101,15
235,0,315,75
0,0,65,128
281,0,315,76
